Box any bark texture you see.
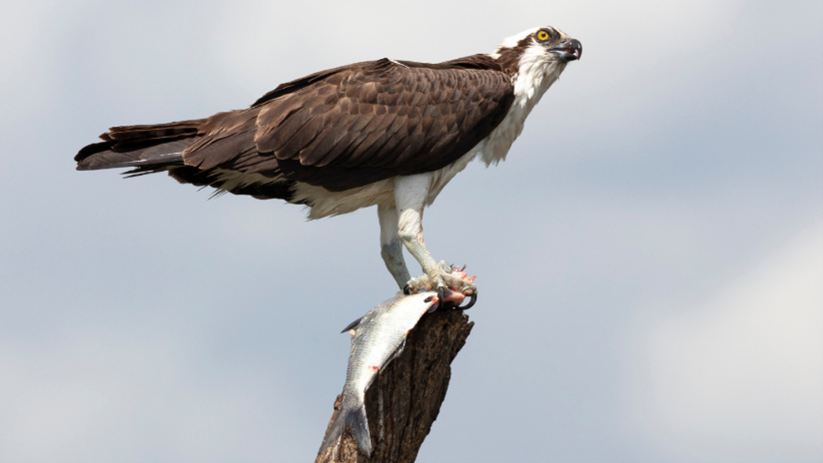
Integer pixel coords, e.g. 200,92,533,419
316,309,474,463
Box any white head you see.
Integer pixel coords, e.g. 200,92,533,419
490,26,582,77
476,27,582,166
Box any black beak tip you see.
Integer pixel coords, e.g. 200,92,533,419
570,38,582,60
550,38,582,62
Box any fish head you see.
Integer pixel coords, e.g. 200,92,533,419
423,289,466,311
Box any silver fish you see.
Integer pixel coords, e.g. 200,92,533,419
318,290,466,457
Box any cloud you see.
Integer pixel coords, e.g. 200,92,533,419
1,1,821,462
199,0,749,101
643,220,823,459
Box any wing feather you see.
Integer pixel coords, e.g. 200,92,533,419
259,58,512,183
78,55,515,195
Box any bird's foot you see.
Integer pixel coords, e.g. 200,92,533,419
404,261,477,309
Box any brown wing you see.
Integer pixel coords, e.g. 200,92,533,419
75,55,514,197
237,56,515,191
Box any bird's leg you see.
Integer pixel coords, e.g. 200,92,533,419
394,175,477,299
378,203,411,290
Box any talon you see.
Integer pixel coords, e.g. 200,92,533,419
462,292,477,310
404,261,477,307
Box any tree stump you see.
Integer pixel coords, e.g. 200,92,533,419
316,309,474,463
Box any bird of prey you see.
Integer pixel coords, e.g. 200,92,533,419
75,26,581,303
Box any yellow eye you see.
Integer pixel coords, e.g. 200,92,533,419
537,30,550,41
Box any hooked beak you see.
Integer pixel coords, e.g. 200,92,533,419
550,38,582,62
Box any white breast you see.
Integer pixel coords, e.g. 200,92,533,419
426,45,567,204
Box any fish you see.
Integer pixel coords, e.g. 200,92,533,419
318,289,466,457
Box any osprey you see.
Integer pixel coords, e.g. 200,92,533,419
75,26,581,303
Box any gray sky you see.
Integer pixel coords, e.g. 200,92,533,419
1,0,821,462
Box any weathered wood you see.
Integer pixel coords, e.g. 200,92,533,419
316,309,474,463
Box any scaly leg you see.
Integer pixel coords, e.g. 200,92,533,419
394,175,477,300
378,203,411,289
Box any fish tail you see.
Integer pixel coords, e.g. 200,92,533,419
349,400,371,457
318,396,372,457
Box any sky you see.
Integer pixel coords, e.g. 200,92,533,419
0,0,821,462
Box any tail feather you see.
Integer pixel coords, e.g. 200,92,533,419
74,115,297,201
105,120,203,142
318,396,372,457
75,119,205,171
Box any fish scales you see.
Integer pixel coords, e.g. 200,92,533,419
318,291,439,457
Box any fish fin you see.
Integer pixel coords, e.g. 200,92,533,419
340,317,363,334
317,398,372,457
350,401,372,457
380,339,406,373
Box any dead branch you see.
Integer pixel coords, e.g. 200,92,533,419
316,309,474,463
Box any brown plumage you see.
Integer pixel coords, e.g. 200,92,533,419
75,55,515,197
74,26,582,299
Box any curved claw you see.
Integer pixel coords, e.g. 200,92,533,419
461,292,477,310
437,286,447,306
403,284,412,295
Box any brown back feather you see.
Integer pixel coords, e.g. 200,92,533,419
76,54,515,197
244,56,514,191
